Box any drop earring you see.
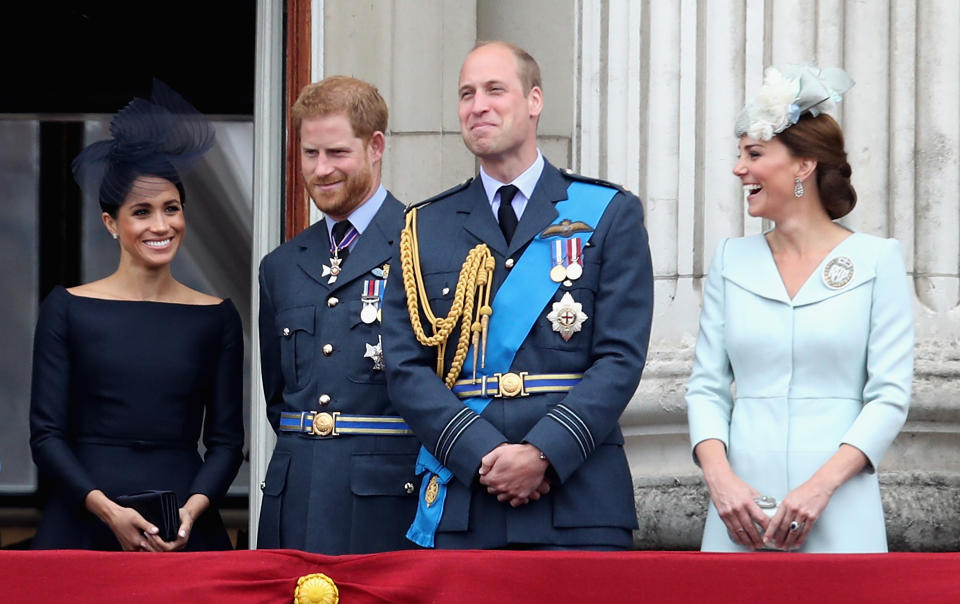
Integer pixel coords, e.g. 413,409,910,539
794,177,804,198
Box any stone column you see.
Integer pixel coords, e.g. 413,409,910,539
577,0,960,550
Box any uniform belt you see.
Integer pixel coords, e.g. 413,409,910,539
451,372,584,399
279,411,413,437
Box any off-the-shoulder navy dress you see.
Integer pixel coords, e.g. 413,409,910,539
30,286,244,550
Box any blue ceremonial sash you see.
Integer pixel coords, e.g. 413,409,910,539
407,180,617,547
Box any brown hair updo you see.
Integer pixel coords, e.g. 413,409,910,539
776,113,857,219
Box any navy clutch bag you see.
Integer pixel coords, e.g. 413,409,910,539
115,490,180,542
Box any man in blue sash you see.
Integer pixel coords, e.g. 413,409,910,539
258,77,420,553
382,42,653,549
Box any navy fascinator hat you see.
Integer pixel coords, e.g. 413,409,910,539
72,79,215,215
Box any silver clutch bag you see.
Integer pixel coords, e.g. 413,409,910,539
753,495,788,551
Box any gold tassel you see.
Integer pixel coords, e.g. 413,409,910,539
400,207,497,388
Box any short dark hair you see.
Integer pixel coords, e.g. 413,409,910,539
99,164,186,218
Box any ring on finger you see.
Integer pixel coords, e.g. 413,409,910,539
788,520,805,532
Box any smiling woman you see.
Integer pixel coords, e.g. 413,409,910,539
687,65,913,554
28,81,244,552
105,177,186,269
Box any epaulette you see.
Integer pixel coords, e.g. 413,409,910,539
405,177,475,213
559,168,633,196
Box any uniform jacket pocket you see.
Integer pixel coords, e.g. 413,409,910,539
263,450,292,497
276,306,316,390
422,270,459,320
347,301,387,385
552,443,637,529
350,453,418,497
534,256,601,351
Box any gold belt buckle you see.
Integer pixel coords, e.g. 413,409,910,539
310,411,340,436
494,371,528,398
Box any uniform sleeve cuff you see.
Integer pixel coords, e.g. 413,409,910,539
444,418,507,486
522,417,587,484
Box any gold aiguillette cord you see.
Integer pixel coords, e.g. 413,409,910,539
400,207,496,387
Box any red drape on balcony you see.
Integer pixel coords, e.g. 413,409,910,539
2,549,957,603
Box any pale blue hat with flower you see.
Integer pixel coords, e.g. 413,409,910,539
735,65,855,141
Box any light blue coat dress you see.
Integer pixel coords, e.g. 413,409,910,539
686,232,913,553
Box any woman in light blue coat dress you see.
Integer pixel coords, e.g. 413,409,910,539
686,66,913,553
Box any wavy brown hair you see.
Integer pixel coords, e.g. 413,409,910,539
291,76,388,142
776,113,857,219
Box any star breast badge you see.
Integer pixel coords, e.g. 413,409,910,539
364,336,384,371
546,292,588,342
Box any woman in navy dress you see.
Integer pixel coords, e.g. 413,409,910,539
30,81,243,552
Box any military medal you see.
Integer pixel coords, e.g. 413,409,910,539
546,292,588,341
322,225,359,284
425,475,440,507
321,258,342,284
360,304,378,324
549,239,567,282
364,335,384,371
361,279,383,323
565,238,584,280
822,256,854,289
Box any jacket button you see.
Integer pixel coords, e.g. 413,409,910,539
505,258,515,269
441,287,450,296
259,481,266,491
318,394,331,406
327,297,339,307
322,344,334,356
282,327,291,337
404,482,415,494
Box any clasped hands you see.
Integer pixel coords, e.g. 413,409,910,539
88,489,208,552
108,504,199,552
709,471,829,551
478,443,551,507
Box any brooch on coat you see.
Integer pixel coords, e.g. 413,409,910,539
822,256,854,289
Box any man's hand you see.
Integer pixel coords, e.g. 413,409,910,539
478,443,550,507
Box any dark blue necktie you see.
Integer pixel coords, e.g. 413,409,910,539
497,185,519,244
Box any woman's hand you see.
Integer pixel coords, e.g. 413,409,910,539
147,493,211,552
85,490,161,552
762,479,831,550
763,444,870,550
705,469,770,549
694,439,770,549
